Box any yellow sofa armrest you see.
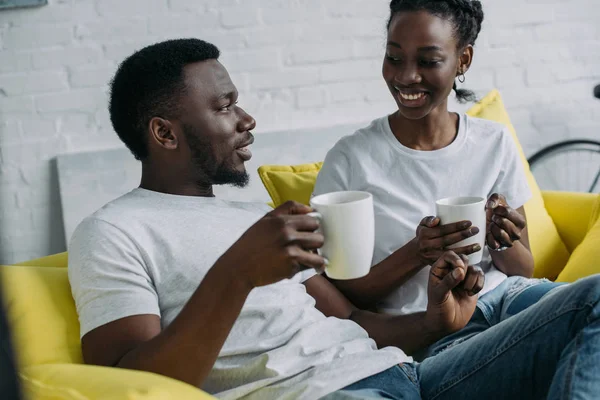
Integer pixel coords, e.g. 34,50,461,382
542,191,600,253
21,364,215,400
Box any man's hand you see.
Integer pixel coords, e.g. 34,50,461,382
413,216,482,266
426,252,484,335
217,201,326,288
486,193,526,250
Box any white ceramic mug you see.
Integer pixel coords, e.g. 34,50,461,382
435,196,486,265
309,191,375,280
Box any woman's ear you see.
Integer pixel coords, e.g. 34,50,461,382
457,44,474,76
149,117,179,151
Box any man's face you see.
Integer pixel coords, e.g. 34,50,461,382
178,60,256,188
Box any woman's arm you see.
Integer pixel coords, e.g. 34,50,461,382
331,217,482,309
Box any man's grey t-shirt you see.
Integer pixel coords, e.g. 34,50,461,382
68,188,408,400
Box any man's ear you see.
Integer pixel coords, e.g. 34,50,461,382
149,117,178,150
457,44,474,76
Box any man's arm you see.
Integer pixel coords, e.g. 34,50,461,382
83,262,252,386
305,252,484,355
80,201,326,388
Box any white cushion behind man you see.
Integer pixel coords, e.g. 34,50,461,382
313,114,532,316
68,188,407,400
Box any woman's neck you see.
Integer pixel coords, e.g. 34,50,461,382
389,106,459,151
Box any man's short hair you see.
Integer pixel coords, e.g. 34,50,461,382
109,38,220,161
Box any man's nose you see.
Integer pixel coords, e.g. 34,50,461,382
237,107,256,132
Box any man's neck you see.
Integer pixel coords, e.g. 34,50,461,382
139,165,214,198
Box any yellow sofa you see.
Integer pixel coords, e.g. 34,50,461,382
2,90,599,399
1,253,215,399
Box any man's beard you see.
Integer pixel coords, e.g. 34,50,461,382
183,124,250,188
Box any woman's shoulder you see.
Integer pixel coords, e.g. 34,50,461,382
330,116,389,155
465,115,512,143
464,114,510,139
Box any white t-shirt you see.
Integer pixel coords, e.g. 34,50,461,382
313,114,532,316
68,188,407,400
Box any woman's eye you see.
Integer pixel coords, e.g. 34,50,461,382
386,55,402,63
420,60,441,67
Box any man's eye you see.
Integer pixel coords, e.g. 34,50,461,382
386,55,402,63
220,101,238,112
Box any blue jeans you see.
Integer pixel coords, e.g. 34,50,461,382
329,275,600,399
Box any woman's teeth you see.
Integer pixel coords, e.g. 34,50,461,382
399,92,424,100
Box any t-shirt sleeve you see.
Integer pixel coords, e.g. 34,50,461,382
68,217,160,338
491,127,532,209
313,142,353,197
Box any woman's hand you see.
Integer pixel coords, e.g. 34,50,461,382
413,216,482,266
485,193,526,251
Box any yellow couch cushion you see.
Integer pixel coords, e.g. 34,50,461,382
21,364,214,399
542,191,600,253
258,162,323,208
466,90,571,280
555,203,600,283
1,265,83,367
257,90,571,280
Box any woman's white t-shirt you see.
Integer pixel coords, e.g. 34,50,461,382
313,114,532,315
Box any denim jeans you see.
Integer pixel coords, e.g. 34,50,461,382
328,275,600,399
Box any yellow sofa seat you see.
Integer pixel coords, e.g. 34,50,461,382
0,260,214,400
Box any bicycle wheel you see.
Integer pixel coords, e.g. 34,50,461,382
527,139,600,193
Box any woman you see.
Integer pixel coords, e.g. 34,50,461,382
311,2,600,398
314,0,567,355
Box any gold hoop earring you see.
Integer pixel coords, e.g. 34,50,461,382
458,73,466,83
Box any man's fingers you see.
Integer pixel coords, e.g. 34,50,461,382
286,214,321,232
430,252,466,295
270,200,312,217
460,265,480,294
287,246,327,272
474,271,485,295
289,231,324,250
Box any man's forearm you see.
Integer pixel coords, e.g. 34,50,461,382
490,241,534,278
117,261,252,387
333,240,424,309
350,310,446,356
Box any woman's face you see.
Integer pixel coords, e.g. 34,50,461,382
382,10,471,120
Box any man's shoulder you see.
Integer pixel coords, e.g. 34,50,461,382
70,190,151,244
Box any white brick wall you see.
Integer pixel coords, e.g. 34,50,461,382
0,0,599,263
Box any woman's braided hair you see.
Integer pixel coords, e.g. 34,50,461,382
387,0,484,103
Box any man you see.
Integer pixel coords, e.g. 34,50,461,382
69,39,600,400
